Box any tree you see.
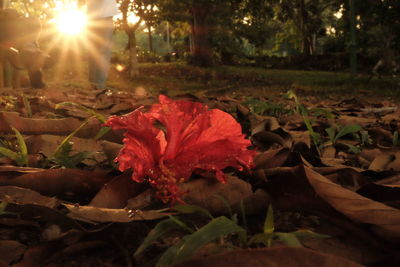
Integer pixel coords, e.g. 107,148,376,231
275,0,338,56
159,0,247,67
235,0,276,57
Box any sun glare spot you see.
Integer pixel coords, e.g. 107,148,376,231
55,9,87,36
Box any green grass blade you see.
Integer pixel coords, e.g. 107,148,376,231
240,200,247,230
168,215,195,234
11,127,28,158
134,218,182,257
0,147,19,162
156,216,246,266
334,124,363,143
393,131,399,146
248,233,274,247
173,204,213,220
264,204,274,234
291,229,330,239
21,93,32,118
325,127,336,142
53,120,89,158
0,201,7,214
214,194,233,219
275,232,302,247
94,126,111,140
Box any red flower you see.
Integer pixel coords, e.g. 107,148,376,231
105,95,256,203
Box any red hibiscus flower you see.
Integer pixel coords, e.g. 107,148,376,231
105,95,256,203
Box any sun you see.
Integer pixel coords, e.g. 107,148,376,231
54,8,87,36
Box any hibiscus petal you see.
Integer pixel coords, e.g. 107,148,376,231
162,106,256,182
105,109,166,181
148,95,209,161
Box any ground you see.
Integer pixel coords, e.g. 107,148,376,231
0,63,400,266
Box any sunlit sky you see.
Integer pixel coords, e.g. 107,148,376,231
48,1,142,36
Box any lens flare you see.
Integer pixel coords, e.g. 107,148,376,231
55,9,87,36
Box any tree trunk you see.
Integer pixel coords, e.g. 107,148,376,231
299,0,311,56
147,24,153,52
128,31,139,78
190,4,213,67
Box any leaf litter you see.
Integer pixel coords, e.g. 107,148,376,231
1,85,400,266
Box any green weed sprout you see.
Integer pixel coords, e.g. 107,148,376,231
0,127,28,166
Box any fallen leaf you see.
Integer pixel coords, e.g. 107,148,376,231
89,173,148,209
0,186,60,208
369,154,395,171
0,111,101,138
180,175,253,214
173,247,362,267
0,240,27,265
304,166,400,241
0,169,110,197
254,148,290,169
63,204,172,223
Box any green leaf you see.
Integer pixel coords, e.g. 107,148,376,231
0,201,8,214
134,217,183,257
156,216,246,266
325,127,336,142
291,229,330,239
334,124,363,143
275,232,302,247
94,126,111,140
248,233,274,247
240,200,247,230
264,204,274,234
0,147,19,162
168,215,194,234
11,127,28,166
393,131,399,146
53,120,89,158
21,93,32,118
360,130,372,146
173,204,213,220
344,143,361,154
214,194,234,220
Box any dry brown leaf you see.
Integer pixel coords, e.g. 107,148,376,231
304,166,400,241
0,169,110,196
386,151,400,171
357,183,400,209
100,140,123,162
63,204,172,223
322,146,336,158
287,130,311,147
0,240,27,265
173,247,362,267
252,131,288,149
359,148,382,162
180,175,253,214
108,102,133,114
89,173,148,209
368,154,395,171
254,148,290,169
0,165,44,173
0,111,102,138
0,186,60,208
324,168,371,191
13,241,63,267
336,115,377,127
25,135,102,157
251,117,281,134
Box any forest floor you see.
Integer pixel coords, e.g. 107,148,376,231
1,63,400,266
